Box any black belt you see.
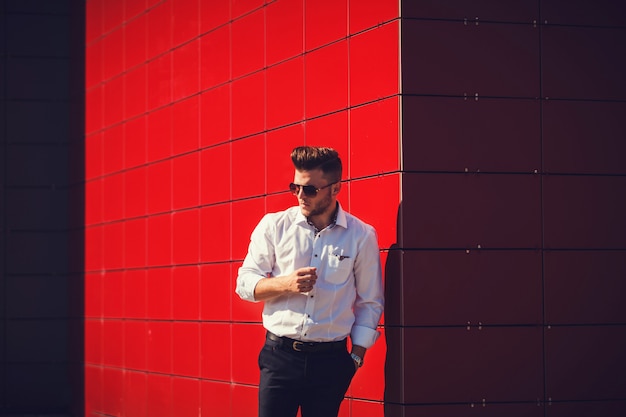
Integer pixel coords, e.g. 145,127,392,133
266,331,346,353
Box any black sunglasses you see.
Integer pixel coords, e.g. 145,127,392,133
289,181,338,197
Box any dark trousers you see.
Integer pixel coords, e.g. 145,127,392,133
258,334,356,417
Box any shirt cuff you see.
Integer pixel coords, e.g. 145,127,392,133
351,324,380,349
236,274,264,302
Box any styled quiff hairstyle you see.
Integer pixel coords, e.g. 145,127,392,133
290,146,342,183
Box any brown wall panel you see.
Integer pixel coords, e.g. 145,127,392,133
541,0,626,27
543,100,626,175
543,176,626,249
546,326,626,401
402,20,539,97
400,250,542,326
402,0,539,23
402,173,541,249
545,251,626,324
402,96,540,173
403,327,543,404
542,26,626,100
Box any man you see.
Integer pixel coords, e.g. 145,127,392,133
236,146,384,417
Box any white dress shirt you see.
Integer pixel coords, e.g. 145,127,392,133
236,204,384,349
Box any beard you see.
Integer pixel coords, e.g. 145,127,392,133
301,191,334,219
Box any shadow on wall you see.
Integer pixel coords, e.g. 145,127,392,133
384,201,403,415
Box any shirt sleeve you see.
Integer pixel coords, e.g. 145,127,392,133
350,226,384,348
235,214,276,302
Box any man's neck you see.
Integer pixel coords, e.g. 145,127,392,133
307,203,339,232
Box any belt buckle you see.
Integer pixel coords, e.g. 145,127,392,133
292,341,304,351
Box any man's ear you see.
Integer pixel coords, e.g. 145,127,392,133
332,181,342,195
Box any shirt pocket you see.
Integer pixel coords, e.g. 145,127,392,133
325,252,354,285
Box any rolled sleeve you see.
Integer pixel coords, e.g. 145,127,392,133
351,324,380,349
351,226,384,348
235,215,276,302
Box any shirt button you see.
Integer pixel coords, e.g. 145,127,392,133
314,254,318,257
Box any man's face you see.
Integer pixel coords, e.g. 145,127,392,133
292,168,336,218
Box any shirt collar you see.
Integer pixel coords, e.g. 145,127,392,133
294,202,348,230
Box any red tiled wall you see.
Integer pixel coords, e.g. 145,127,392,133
84,1,399,416
393,1,626,416
85,1,626,416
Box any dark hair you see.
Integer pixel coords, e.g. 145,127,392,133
290,146,342,182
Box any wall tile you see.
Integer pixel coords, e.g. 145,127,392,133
200,263,232,322
231,10,264,78
102,173,124,222
172,322,201,377
304,110,348,163
541,0,626,29
402,0,539,23
146,54,172,111
125,168,147,218
102,271,124,318
232,134,266,199
401,250,542,326
172,266,200,320
146,267,172,319
124,270,147,318
349,174,399,250
349,21,399,106
125,217,147,268
305,40,348,118
231,324,265,385
349,97,399,178
349,0,399,34
403,326,543,404
103,125,124,173
124,12,147,71
200,204,231,263
200,25,231,90
172,153,200,210
266,124,305,194
543,100,626,175
266,57,304,130
199,0,230,33
402,96,541,173
146,373,173,417
124,65,147,119
146,160,172,215
172,377,200,417
124,371,147,417
101,29,124,81
543,176,626,249
350,329,386,401
102,319,124,367
231,197,266,261
542,26,626,100
201,380,232,416
171,0,199,46
402,173,541,249
200,85,230,148
546,325,626,401
305,0,347,51
545,251,626,324
232,72,265,139
124,320,147,370
402,20,539,97
146,1,172,59
172,39,200,100
125,0,147,22
201,322,231,381
172,96,200,155
146,321,172,374
266,0,303,65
